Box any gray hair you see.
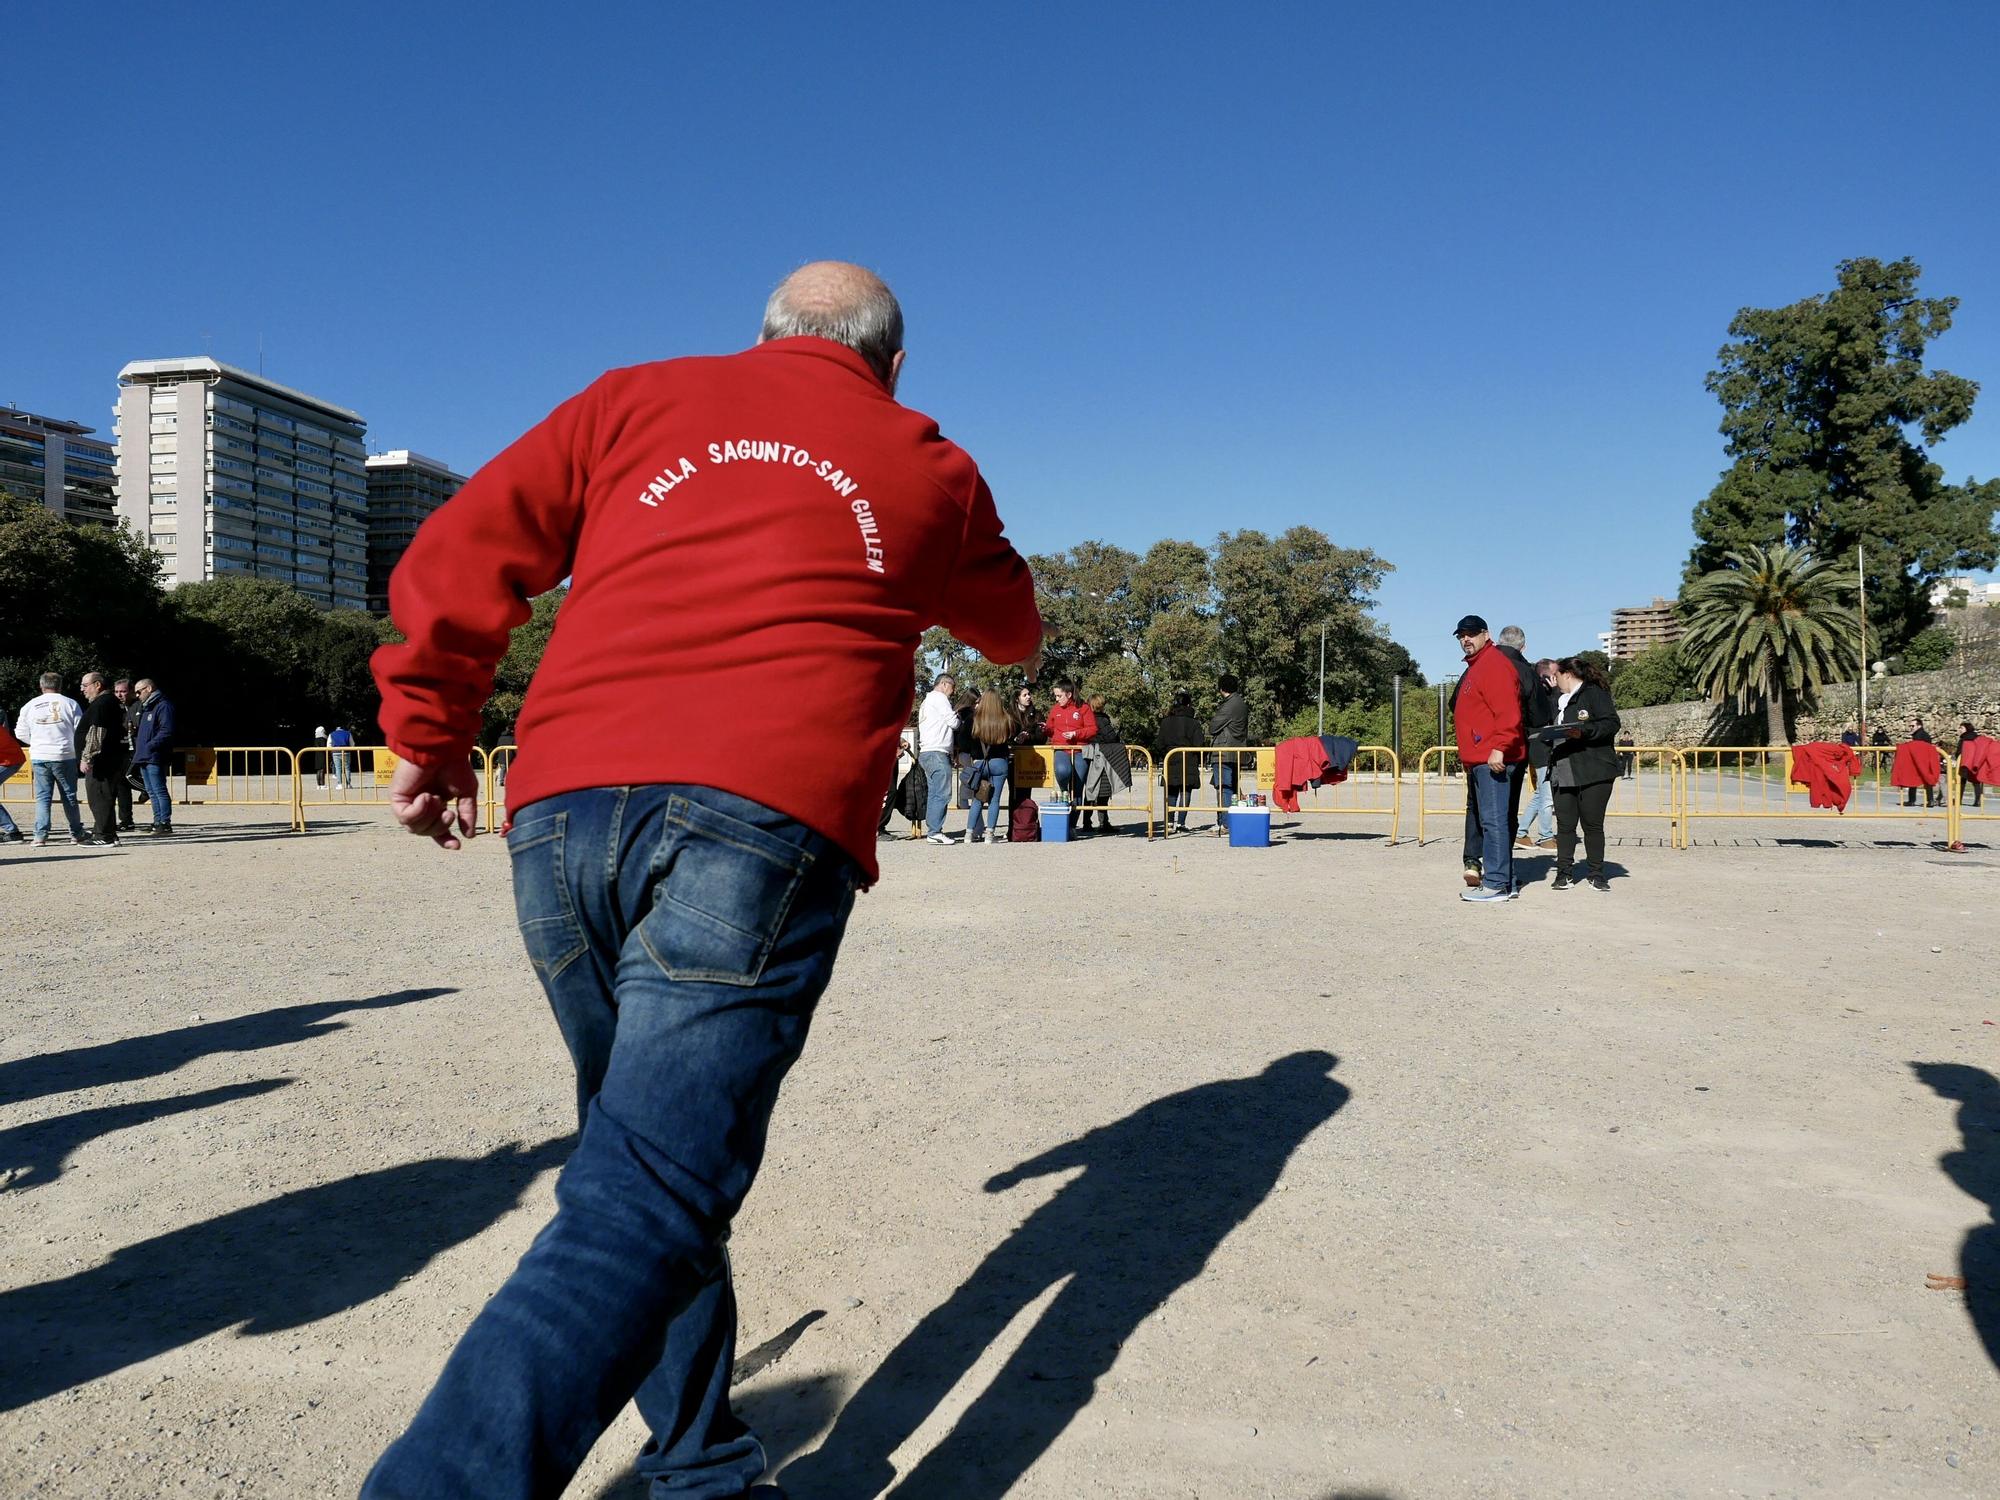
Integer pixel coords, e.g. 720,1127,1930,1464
39,672,60,692
761,266,904,383
81,671,104,690
1498,625,1526,650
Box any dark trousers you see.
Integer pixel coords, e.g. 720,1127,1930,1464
114,764,133,825
1554,778,1615,874
85,753,126,840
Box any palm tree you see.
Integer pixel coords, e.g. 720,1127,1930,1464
1681,544,1860,746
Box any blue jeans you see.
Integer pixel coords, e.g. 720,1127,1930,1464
0,762,17,834
1470,763,1523,892
964,756,1009,838
918,749,952,835
31,760,86,841
1517,770,1553,841
138,763,173,827
1053,751,1086,829
363,785,858,1500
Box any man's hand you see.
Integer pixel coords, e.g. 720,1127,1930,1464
1487,750,1505,771
388,755,481,850
1015,631,1047,686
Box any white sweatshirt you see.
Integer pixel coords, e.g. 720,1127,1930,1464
15,693,82,762
917,690,958,755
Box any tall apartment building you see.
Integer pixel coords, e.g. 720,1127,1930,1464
0,406,117,524
364,450,467,613
112,358,370,611
1607,597,1684,659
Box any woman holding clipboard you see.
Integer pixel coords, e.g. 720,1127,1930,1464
1543,657,1621,892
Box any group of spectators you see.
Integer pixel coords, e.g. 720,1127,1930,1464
2,672,178,847
1837,716,1988,807
892,671,1252,843
1450,618,1622,901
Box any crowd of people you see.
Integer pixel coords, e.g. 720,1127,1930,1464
3,672,177,847
884,670,1254,844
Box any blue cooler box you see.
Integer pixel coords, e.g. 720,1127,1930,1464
1040,801,1072,843
1226,805,1271,848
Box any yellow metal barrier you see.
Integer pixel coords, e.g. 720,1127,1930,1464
178,747,304,831
298,745,496,832
1951,755,1995,849
1156,744,1400,842
1415,744,1684,846
1011,743,1156,839
486,744,516,832
1677,744,1950,848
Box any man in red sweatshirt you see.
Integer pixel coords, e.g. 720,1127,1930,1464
364,262,1043,1500
1452,615,1527,903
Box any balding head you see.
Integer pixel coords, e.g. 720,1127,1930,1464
761,261,905,389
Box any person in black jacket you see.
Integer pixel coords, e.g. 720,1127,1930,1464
1546,656,1621,891
1155,692,1206,833
1206,674,1249,834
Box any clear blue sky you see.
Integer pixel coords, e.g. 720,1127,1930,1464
11,2,1999,681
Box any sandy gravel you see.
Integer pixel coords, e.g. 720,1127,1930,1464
1,801,1996,1499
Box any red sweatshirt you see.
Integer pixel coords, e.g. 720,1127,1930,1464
1045,700,1097,759
1454,642,1526,766
372,338,1042,882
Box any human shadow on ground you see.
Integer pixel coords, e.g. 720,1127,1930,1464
0,1078,293,1191
782,1051,1349,1500
0,987,450,1107
0,1134,572,1411
1914,1062,2000,1372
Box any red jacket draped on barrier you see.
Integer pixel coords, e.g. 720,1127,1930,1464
1891,739,1944,790
1962,737,2000,783
1790,742,1863,811
1273,736,1333,813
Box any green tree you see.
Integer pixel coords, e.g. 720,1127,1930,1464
1687,257,2000,653
1610,642,1697,708
1681,545,1860,746
1894,624,1955,675
1211,527,1393,740
0,488,167,712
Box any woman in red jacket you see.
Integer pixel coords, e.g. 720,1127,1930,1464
1045,679,1097,836
0,722,23,842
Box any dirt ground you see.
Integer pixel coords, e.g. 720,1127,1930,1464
2,800,1996,1499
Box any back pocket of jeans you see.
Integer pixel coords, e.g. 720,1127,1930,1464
638,796,811,986
509,814,587,982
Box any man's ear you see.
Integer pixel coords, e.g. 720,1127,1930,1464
888,348,906,394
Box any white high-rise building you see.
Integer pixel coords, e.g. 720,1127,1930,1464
113,358,370,610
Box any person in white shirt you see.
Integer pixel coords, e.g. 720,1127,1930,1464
916,673,959,844
14,672,94,847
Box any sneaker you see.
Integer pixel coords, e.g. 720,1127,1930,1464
1535,837,1558,850
0,829,21,843
1514,835,1533,848
148,824,174,836
72,833,98,846
32,835,47,847
116,821,136,832
1551,872,1574,891
966,831,986,845
1461,885,1516,903
925,832,956,845
1462,861,1482,888
1589,872,1611,892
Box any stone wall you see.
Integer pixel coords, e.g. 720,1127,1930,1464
1617,662,2000,748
